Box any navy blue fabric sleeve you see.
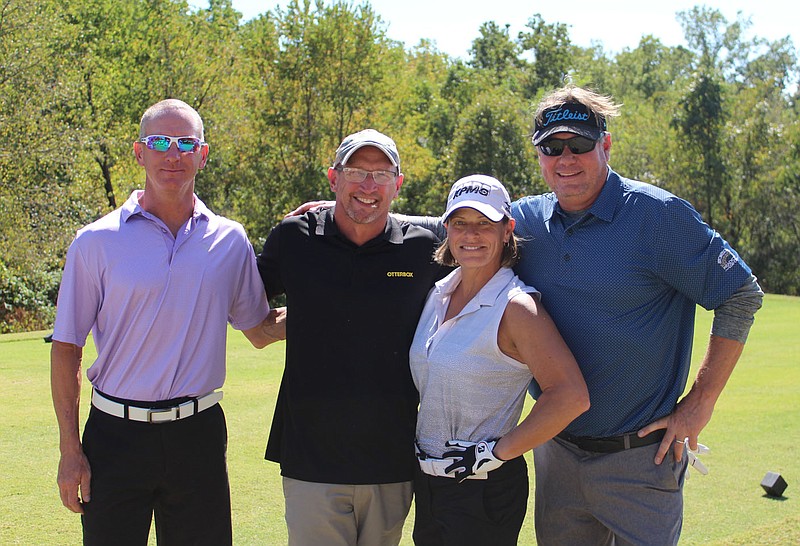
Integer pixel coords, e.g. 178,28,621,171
652,196,752,311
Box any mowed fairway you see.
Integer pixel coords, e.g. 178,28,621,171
0,294,797,545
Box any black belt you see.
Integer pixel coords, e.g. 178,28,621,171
556,429,666,453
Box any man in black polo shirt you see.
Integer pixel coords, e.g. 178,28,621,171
256,129,445,545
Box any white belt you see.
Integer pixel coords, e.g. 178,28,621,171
415,443,488,480
91,389,223,424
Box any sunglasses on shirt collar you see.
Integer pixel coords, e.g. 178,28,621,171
537,134,604,157
138,135,205,153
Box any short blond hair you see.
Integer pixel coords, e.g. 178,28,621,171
534,84,621,129
139,99,204,139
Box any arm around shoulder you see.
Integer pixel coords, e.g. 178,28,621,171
242,306,287,349
392,213,446,240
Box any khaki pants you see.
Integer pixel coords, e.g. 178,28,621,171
282,478,412,546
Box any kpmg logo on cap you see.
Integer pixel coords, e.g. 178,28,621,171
543,106,590,128
453,182,491,199
445,174,512,221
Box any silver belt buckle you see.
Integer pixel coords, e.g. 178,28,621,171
177,400,196,419
147,407,178,423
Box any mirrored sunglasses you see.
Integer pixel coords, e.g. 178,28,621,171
138,135,205,153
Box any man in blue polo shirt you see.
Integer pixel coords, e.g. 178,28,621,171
517,84,763,545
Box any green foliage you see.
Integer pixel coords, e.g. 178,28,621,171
1,1,799,332
469,21,520,83
613,36,694,102
674,73,727,227
517,14,574,93
449,90,542,199
739,117,800,295
0,0,106,314
0,262,59,333
225,0,407,240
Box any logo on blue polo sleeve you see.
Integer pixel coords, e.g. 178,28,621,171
717,249,739,271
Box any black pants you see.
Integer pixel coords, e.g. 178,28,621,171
81,403,232,546
413,455,528,546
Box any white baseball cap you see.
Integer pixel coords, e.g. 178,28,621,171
333,129,400,170
443,174,512,223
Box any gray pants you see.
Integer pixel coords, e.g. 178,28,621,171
533,437,688,546
282,478,412,546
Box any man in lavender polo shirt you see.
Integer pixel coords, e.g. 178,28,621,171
50,99,284,546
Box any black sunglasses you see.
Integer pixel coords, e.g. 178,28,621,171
537,135,604,157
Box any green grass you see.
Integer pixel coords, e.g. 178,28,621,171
0,294,797,544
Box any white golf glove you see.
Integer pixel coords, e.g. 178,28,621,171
682,438,710,476
442,439,505,482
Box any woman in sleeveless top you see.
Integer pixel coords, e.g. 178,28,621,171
409,174,590,545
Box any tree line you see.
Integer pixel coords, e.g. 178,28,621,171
1,0,798,332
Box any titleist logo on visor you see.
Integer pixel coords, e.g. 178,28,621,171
532,102,606,145
543,106,590,127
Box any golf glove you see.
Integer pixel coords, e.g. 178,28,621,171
443,439,505,482
682,438,710,476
